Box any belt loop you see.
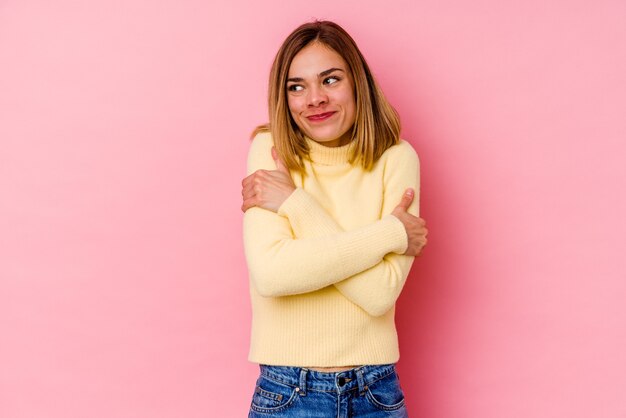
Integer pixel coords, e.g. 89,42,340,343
298,368,308,396
356,367,367,396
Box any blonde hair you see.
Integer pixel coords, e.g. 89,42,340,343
252,20,401,174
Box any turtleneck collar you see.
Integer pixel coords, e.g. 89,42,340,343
304,136,356,165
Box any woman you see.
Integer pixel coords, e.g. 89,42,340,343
241,20,427,417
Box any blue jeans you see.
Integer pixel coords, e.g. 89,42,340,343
248,363,408,417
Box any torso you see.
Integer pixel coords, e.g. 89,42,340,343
246,133,414,367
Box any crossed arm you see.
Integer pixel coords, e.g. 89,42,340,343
241,134,425,316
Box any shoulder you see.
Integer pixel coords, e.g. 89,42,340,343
380,138,420,168
246,131,276,174
249,130,275,153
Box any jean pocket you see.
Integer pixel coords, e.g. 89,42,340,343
250,376,299,413
365,369,406,411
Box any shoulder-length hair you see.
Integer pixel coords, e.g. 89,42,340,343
252,20,401,174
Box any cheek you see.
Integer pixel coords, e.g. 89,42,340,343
286,98,305,130
343,95,356,122
338,89,355,114
287,96,302,116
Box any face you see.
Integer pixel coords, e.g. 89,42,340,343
286,42,356,147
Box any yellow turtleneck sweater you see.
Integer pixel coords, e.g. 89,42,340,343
243,131,420,367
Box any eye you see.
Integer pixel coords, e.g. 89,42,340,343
324,76,341,85
287,84,304,92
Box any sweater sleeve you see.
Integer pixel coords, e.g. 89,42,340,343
242,133,409,298
276,140,420,316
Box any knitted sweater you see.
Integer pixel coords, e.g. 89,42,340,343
243,131,420,367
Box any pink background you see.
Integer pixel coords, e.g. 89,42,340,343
1,0,625,417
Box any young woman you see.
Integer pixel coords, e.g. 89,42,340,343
241,20,428,417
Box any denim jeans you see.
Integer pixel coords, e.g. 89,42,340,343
248,363,408,417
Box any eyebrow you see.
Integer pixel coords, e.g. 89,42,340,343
287,68,345,83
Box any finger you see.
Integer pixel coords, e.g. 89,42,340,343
272,146,290,174
242,182,255,199
241,196,257,212
395,188,414,211
244,171,283,198
242,175,256,195
242,171,263,188
242,174,253,188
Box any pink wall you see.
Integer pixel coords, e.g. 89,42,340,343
1,1,625,417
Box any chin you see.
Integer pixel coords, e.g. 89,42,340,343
305,129,347,143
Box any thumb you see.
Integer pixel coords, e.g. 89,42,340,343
395,188,414,212
272,146,289,174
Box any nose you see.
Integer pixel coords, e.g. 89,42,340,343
307,85,328,107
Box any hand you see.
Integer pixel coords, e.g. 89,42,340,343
391,188,428,256
241,147,296,213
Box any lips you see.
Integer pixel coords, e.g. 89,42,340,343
306,112,336,122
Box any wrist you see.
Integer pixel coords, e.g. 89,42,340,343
382,214,410,254
276,187,300,216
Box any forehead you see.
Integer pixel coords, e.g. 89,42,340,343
288,42,348,77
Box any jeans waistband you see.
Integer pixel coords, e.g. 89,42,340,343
259,364,397,395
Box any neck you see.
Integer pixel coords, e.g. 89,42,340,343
305,136,356,165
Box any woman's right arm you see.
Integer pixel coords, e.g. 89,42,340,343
275,140,424,316
243,133,409,298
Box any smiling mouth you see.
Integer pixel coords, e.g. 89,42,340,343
307,112,336,122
